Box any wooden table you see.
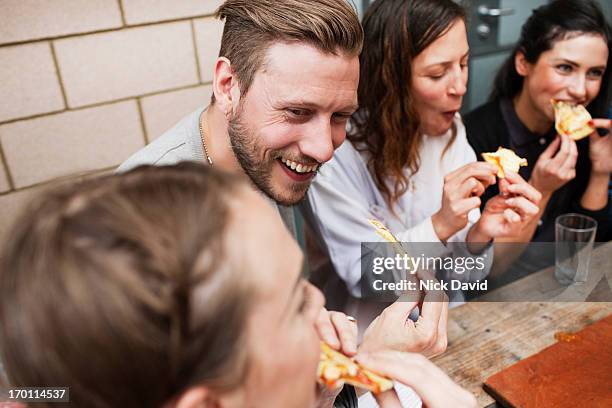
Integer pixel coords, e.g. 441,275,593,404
431,242,612,407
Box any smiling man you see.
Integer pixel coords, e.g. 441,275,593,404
118,3,361,406
119,0,361,233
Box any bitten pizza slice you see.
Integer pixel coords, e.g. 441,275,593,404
551,99,595,141
481,147,527,178
318,342,394,394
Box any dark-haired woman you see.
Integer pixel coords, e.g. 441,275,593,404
307,0,541,312
465,0,612,248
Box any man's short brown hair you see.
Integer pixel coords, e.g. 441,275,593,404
214,0,363,99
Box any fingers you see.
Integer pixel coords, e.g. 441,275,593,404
318,308,358,354
432,297,449,357
504,174,542,204
447,162,497,186
356,351,430,388
316,308,341,349
414,288,445,354
458,176,486,198
550,134,571,166
379,298,420,322
560,138,578,173
483,195,508,212
539,135,561,160
454,196,482,215
330,311,358,355
497,177,510,197
501,169,524,185
503,208,521,223
356,351,476,408
505,195,539,218
590,118,612,130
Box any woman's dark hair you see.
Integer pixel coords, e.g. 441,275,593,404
349,0,466,208
492,0,612,117
0,163,251,408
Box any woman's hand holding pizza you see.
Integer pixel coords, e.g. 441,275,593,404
356,351,477,408
474,171,542,239
530,134,578,195
588,119,612,175
314,308,359,408
432,162,498,242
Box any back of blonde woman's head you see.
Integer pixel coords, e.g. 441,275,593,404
0,163,252,408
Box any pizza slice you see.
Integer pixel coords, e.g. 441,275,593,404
318,342,394,394
551,99,595,141
481,147,527,178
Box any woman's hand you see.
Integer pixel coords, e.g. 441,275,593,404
473,171,542,239
432,162,498,242
355,351,477,408
529,134,578,195
588,119,612,175
314,308,358,408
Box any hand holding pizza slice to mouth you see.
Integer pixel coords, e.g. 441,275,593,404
551,99,596,141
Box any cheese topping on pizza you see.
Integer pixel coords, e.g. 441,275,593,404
318,342,394,394
551,99,595,141
481,147,527,178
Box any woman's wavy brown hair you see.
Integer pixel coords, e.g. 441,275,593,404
349,0,466,208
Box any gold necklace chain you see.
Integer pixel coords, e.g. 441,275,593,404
198,110,213,166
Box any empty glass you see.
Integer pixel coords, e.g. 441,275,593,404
554,213,597,286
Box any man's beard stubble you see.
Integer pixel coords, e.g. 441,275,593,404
227,111,309,206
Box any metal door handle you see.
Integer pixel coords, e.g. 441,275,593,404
478,5,515,17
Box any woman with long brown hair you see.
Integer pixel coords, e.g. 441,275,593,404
307,0,541,305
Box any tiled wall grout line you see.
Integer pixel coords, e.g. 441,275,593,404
0,82,213,126
0,14,218,49
49,41,69,109
190,19,204,84
0,141,16,191
117,0,128,27
0,165,119,197
136,98,149,144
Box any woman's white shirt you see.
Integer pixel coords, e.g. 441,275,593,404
307,115,492,297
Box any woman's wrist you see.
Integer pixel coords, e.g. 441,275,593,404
467,221,493,248
431,212,456,243
466,220,495,245
580,171,610,210
589,170,611,182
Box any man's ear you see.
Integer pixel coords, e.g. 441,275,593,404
514,51,530,77
173,386,221,408
213,57,240,117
